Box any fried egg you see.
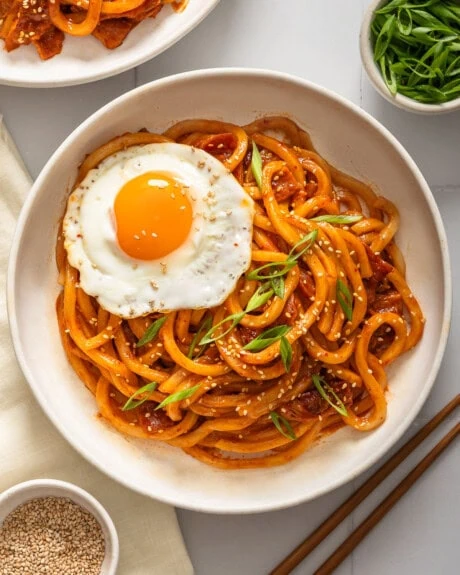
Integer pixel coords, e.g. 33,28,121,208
63,142,254,318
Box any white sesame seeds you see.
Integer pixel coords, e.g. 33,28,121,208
0,497,105,575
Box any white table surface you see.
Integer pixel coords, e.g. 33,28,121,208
1,1,459,573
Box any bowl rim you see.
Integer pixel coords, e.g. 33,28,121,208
0,478,119,573
7,67,452,513
360,0,460,115
0,0,220,89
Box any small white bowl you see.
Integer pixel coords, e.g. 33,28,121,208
0,479,119,575
360,0,460,115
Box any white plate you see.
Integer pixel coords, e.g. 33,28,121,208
7,69,451,513
0,0,219,88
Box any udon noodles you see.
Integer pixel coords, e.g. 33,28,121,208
56,117,424,469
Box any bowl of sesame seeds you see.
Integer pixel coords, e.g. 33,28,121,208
0,479,118,575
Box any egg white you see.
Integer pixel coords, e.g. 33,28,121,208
63,142,254,318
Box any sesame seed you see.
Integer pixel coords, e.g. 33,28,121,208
0,497,105,575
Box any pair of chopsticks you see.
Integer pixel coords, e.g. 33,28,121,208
271,394,460,575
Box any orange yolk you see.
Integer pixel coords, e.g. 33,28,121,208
114,172,193,261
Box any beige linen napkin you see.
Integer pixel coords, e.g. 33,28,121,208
0,117,194,575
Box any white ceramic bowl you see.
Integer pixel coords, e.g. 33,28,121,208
360,0,460,114
0,0,219,88
7,69,451,513
0,479,119,574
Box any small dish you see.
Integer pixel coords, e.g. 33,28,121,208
360,0,460,115
0,479,118,575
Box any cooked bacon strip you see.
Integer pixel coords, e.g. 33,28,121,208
33,25,64,59
92,17,137,49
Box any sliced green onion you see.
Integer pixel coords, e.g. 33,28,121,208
122,382,158,411
397,7,413,36
336,279,353,322
280,336,293,373
245,283,274,313
136,316,168,348
374,13,396,61
247,231,318,283
243,325,291,352
246,260,297,281
199,312,244,346
199,285,274,346
380,54,398,95
271,276,285,299
310,214,363,224
270,411,297,441
155,385,201,411
187,315,212,359
371,0,460,104
288,230,318,261
251,141,263,189
312,375,348,417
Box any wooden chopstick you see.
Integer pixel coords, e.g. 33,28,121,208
315,422,459,574
270,394,460,575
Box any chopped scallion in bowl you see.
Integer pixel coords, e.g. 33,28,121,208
360,0,460,114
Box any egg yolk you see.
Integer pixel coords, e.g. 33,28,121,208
114,172,193,260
